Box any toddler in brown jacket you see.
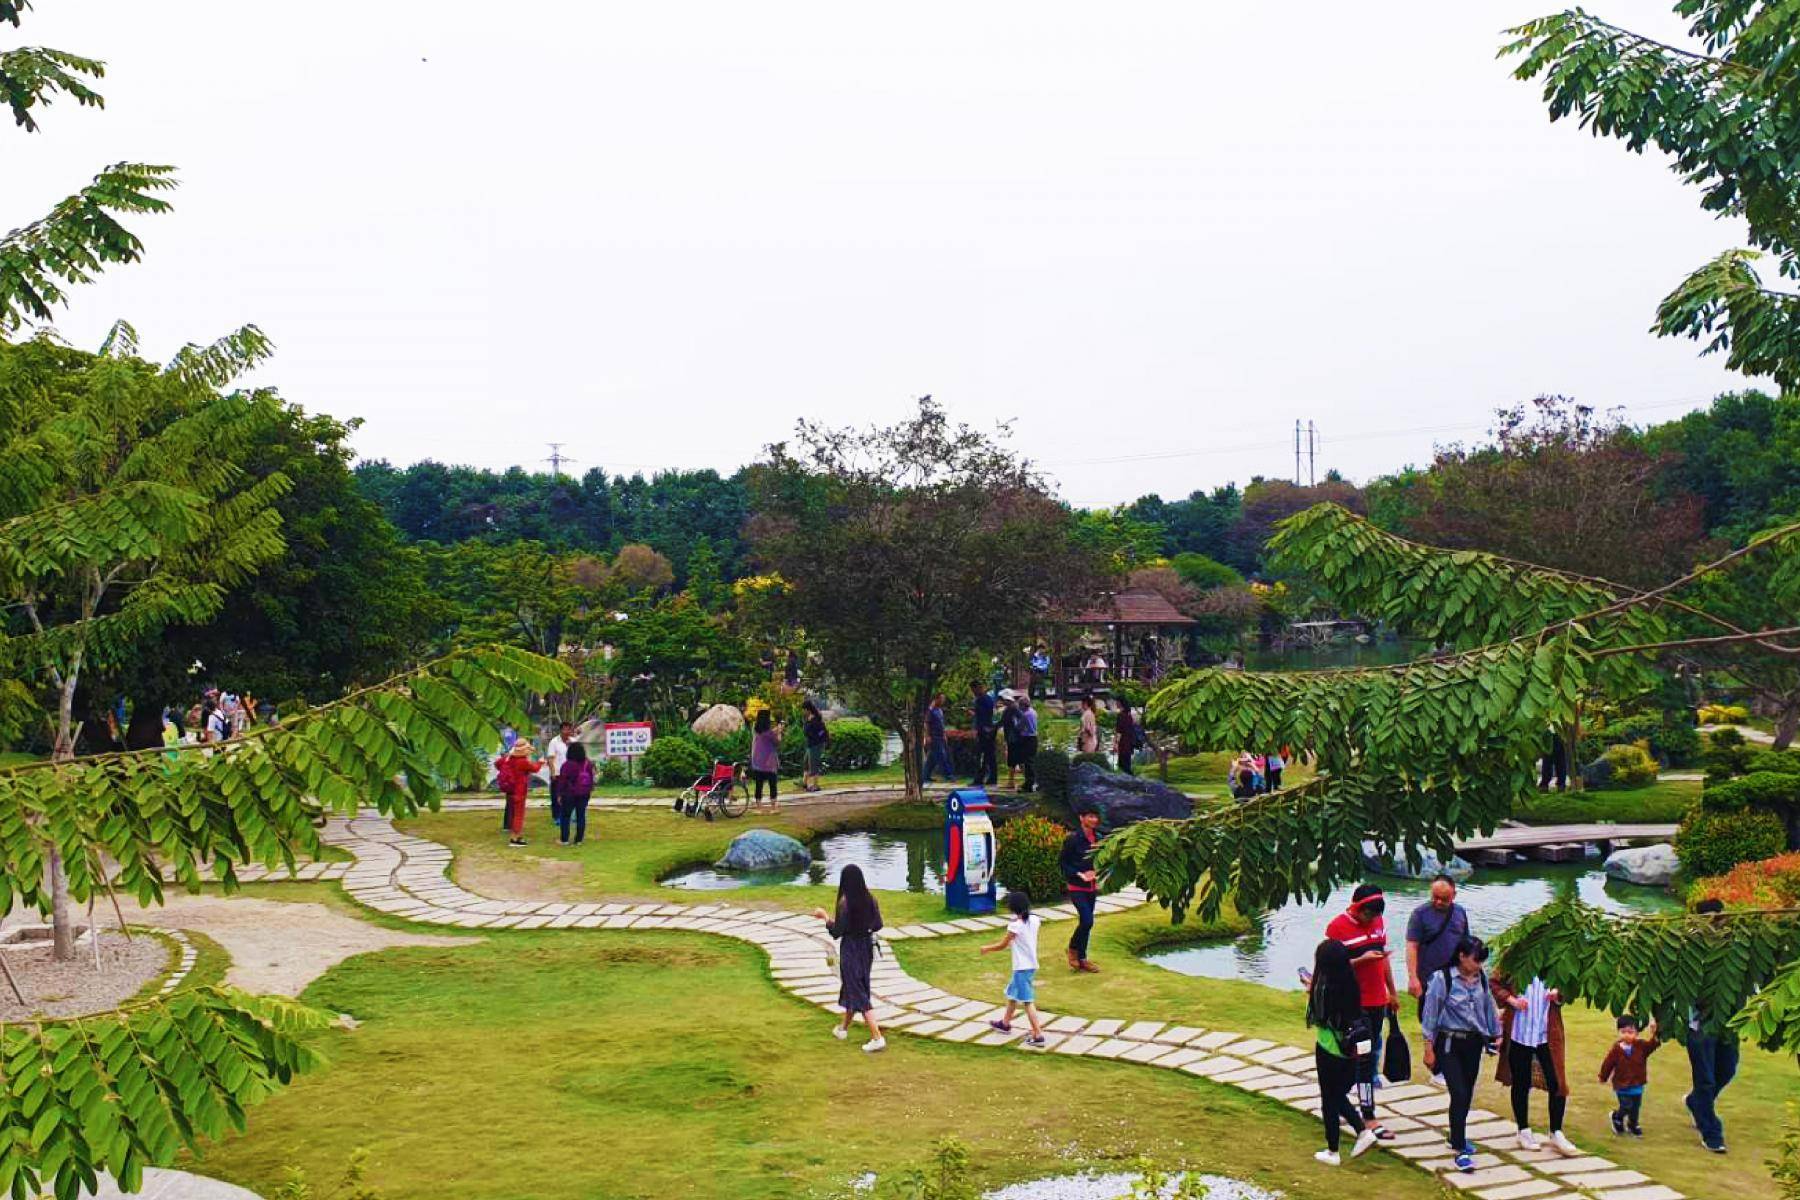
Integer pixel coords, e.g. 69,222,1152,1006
1597,1015,1659,1136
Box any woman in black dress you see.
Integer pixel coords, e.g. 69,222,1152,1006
813,864,886,1052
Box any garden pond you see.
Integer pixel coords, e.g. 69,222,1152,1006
663,829,953,893
1142,861,1681,990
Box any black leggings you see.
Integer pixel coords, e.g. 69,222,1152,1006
751,769,778,800
1435,1034,1485,1151
1315,1047,1366,1153
1507,1040,1565,1132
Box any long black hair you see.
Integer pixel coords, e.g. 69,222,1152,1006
755,709,773,735
835,863,881,934
1306,938,1362,1033
567,743,588,764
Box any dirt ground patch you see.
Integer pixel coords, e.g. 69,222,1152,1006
123,893,474,996
0,930,170,1019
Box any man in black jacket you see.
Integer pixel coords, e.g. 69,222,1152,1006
1060,805,1103,972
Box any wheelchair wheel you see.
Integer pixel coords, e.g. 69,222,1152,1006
675,786,700,816
717,788,750,819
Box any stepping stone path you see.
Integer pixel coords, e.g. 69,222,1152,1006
287,814,1689,1200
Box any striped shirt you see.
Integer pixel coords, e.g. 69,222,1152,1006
1510,977,1551,1048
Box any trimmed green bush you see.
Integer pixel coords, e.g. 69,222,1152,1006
596,758,629,785
1676,807,1787,879
1033,750,1072,805
640,735,712,787
1072,751,1112,771
1703,770,1800,813
996,813,1070,903
1599,743,1658,789
822,718,884,771
1747,749,1800,776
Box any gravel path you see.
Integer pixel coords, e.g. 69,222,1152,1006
984,1173,1279,1200
0,931,170,1020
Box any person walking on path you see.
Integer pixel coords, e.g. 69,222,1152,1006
970,683,998,787
495,741,542,847
801,700,829,793
922,695,954,783
1406,874,1472,1066
1015,695,1039,793
544,721,573,826
1306,939,1380,1166
1076,695,1100,755
999,692,1023,790
1324,884,1396,1142
1265,748,1286,791
1060,806,1103,972
1421,937,1502,1173
1539,727,1569,792
1115,703,1139,775
981,891,1048,1047
1599,1015,1660,1137
814,863,885,1053
1493,972,1581,1156
749,709,782,810
556,743,596,845
1684,897,1738,1154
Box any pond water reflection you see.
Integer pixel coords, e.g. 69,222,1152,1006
662,830,949,893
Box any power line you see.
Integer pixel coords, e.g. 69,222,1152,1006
544,443,577,477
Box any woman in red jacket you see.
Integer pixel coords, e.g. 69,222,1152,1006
496,741,542,846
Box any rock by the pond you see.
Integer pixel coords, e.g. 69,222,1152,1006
1361,841,1474,882
715,828,810,871
1605,843,1680,887
1068,763,1192,830
691,703,745,737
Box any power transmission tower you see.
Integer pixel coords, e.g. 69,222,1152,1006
1295,420,1303,486
544,443,577,478
1306,420,1317,486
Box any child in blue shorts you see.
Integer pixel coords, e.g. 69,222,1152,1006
981,891,1047,1048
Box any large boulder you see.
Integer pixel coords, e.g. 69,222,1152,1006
1068,763,1193,830
1361,842,1474,882
1604,843,1680,887
715,828,810,872
691,703,745,737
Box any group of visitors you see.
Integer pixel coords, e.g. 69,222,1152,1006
494,721,599,847
933,687,1145,790
1228,750,1287,798
1305,877,1739,1170
165,688,269,746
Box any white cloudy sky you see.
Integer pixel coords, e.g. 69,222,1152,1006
9,1,1755,506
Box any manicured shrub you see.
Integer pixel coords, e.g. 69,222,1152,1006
1746,749,1800,777
1581,712,1702,767
640,735,712,787
1599,743,1658,789
1676,807,1787,879
692,728,752,765
596,758,629,785
1703,770,1800,813
822,719,884,771
996,813,1071,903
1689,850,1800,909
1698,703,1750,725
1033,750,1072,805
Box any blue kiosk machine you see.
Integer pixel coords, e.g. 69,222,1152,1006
944,789,997,914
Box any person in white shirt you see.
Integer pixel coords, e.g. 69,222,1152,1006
980,892,1047,1047
544,722,573,826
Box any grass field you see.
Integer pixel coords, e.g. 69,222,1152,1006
189,929,1452,1200
1513,779,1701,825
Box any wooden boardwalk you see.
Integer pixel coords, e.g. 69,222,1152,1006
1455,822,1676,852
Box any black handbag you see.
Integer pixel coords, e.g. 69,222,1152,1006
1383,1009,1413,1083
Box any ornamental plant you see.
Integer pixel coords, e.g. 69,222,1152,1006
994,814,1071,906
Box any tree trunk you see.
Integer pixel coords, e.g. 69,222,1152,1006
900,705,924,802
1774,696,1799,752
50,674,79,960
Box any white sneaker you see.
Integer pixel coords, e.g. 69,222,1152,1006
1516,1128,1539,1152
862,1036,886,1053
831,1026,847,1041
1313,1150,1341,1167
1548,1130,1580,1157
1351,1129,1379,1159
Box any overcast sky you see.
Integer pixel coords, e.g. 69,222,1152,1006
10,2,1755,507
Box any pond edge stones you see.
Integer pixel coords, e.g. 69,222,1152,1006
1604,843,1680,887
716,828,811,871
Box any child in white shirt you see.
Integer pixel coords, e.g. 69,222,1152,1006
980,891,1047,1047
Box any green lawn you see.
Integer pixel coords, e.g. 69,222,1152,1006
897,908,1791,1200
189,929,1451,1200
1513,779,1700,825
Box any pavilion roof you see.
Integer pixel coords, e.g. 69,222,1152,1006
1065,587,1196,627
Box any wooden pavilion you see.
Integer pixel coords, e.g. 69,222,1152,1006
1049,587,1197,698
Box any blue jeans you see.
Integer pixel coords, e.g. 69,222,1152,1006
557,795,589,843
1686,1034,1739,1147
922,737,953,782
1068,892,1097,960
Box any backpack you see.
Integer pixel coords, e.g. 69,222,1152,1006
569,760,595,797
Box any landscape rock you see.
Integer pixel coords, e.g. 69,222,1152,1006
1361,842,1474,882
1604,843,1680,887
715,828,811,871
691,703,745,737
1068,763,1193,830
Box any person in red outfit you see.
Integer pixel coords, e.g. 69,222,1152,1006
495,740,542,847
1325,884,1398,1141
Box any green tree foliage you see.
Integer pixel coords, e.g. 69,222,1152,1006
1168,552,1242,590
1677,517,1800,750
1123,486,1244,569
1645,391,1800,539
1,2,176,332
1503,7,1800,389
1071,506,1164,573
604,595,760,729
748,397,1107,800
